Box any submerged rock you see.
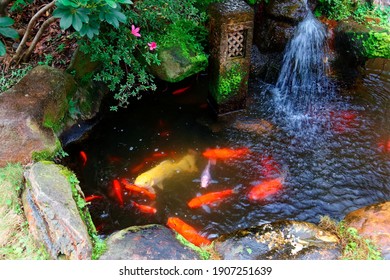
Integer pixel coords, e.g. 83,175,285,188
344,201,390,260
99,224,202,260
213,220,341,260
23,162,92,259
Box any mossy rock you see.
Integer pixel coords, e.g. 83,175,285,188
148,45,208,83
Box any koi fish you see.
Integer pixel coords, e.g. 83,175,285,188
134,152,198,193
84,194,104,202
188,189,235,209
378,139,390,153
329,110,358,133
260,155,281,178
172,86,191,95
80,151,87,166
248,177,283,201
132,201,157,214
121,178,156,200
113,179,124,206
166,217,211,247
202,147,250,161
200,159,216,188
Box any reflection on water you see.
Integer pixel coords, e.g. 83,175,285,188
62,71,390,239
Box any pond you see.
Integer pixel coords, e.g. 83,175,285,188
62,67,390,240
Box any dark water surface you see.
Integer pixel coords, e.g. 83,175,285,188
62,69,390,240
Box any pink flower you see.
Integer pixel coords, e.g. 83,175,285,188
147,42,157,51
131,25,141,37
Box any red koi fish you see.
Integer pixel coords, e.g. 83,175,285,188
202,147,250,161
121,178,156,200
132,201,157,214
378,139,390,153
329,110,359,134
80,151,87,166
113,179,124,206
260,155,281,178
166,217,211,247
188,189,235,209
84,194,104,202
248,177,283,201
172,86,191,95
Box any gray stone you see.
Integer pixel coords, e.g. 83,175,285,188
266,0,309,23
23,162,92,259
99,224,202,260
213,220,341,260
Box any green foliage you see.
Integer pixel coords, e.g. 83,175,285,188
0,65,33,92
0,16,19,56
53,0,133,39
79,0,208,110
315,0,355,20
319,216,383,260
361,31,390,58
9,0,34,12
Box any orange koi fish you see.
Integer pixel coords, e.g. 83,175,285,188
84,194,104,202
113,179,124,206
166,217,211,247
132,201,157,214
329,110,359,133
121,178,156,200
80,151,87,166
378,139,390,153
202,147,250,161
172,86,191,95
188,189,235,209
248,177,283,201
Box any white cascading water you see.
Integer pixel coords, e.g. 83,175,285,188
272,7,334,133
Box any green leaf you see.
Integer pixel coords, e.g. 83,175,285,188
117,0,133,4
58,0,79,8
0,17,14,27
0,42,6,56
0,27,19,39
104,0,117,9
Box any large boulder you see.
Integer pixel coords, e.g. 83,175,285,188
213,220,341,260
344,201,390,260
99,224,204,260
0,66,75,166
0,65,104,167
22,161,93,259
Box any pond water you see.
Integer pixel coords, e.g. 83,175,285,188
62,69,390,240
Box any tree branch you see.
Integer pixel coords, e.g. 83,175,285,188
12,0,56,64
23,16,57,61
0,0,13,17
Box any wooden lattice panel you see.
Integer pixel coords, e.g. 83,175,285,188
227,29,246,58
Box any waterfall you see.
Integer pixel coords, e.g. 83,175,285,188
272,10,334,132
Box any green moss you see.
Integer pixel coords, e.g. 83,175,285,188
174,232,211,260
215,63,245,103
0,163,50,260
59,166,107,259
32,138,62,162
361,31,390,58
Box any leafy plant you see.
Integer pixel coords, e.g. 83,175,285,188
319,216,383,260
0,16,19,56
315,0,355,20
0,64,32,92
53,0,133,39
79,0,208,110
